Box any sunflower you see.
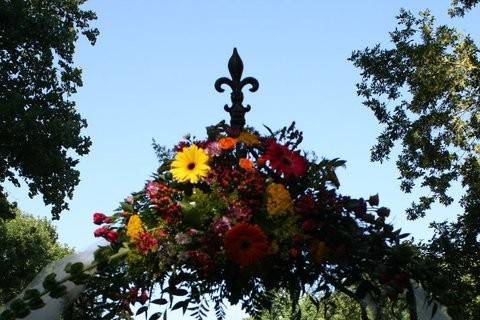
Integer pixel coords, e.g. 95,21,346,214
170,145,210,183
224,223,269,267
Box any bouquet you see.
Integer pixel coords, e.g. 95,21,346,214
90,121,415,319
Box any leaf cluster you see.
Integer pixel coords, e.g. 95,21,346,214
0,0,98,219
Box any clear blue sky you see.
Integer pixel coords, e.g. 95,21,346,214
6,1,479,319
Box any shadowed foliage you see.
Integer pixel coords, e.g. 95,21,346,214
449,0,479,16
0,0,98,219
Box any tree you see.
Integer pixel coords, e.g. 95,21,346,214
0,0,98,219
449,0,480,16
350,9,479,221
243,291,408,320
349,7,480,319
0,209,71,304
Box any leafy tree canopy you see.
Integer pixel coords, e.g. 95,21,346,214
243,290,408,320
450,0,480,16
350,7,480,319
0,209,71,304
0,0,98,219
349,9,480,221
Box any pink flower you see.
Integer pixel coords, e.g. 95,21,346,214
188,228,199,236
145,181,161,199
212,216,231,236
205,142,221,157
138,290,149,305
228,204,252,222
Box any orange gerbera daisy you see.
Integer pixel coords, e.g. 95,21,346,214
218,137,237,150
224,223,269,267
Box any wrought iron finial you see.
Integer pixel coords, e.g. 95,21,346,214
215,48,259,131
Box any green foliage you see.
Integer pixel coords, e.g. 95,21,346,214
417,220,480,319
243,291,408,320
350,7,480,319
0,0,98,219
449,0,479,16
350,9,480,221
0,210,71,303
0,195,16,220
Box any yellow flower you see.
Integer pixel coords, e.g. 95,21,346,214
266,183,294,215
170,145,210,184
238,131,260,147
126,215,143,241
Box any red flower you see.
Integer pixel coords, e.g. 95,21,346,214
93,212,107,225
94,226,108,237
136,232,158,255
224,223,269,267
263,142,306,179
105,230,118,243
302,219,317,233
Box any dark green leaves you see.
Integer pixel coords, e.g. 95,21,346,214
64,262,89,285
23,289,45,310
449,0,480,16
0,0,98,219
350,9,480,220
42,273,67,299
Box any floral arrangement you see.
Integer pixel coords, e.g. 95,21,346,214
87,121,418,319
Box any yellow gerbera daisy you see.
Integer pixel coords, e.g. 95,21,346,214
170,144,210,184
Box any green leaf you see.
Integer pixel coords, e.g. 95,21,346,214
151,298,168,305
136,306,148,316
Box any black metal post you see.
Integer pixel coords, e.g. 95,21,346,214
214,48,259,131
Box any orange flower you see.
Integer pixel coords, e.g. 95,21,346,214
256,156,266,167
218,137,237,150
239,158,254,172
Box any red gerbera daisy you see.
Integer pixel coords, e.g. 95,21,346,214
263,142,307,179
224,223,269,267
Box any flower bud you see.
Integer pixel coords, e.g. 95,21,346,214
368,194,379,206
105,230,118,243
377,207,390,218
94,226,108,237
353,198,367,216
93,212,106,225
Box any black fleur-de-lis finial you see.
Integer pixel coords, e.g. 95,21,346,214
215,48,259,131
